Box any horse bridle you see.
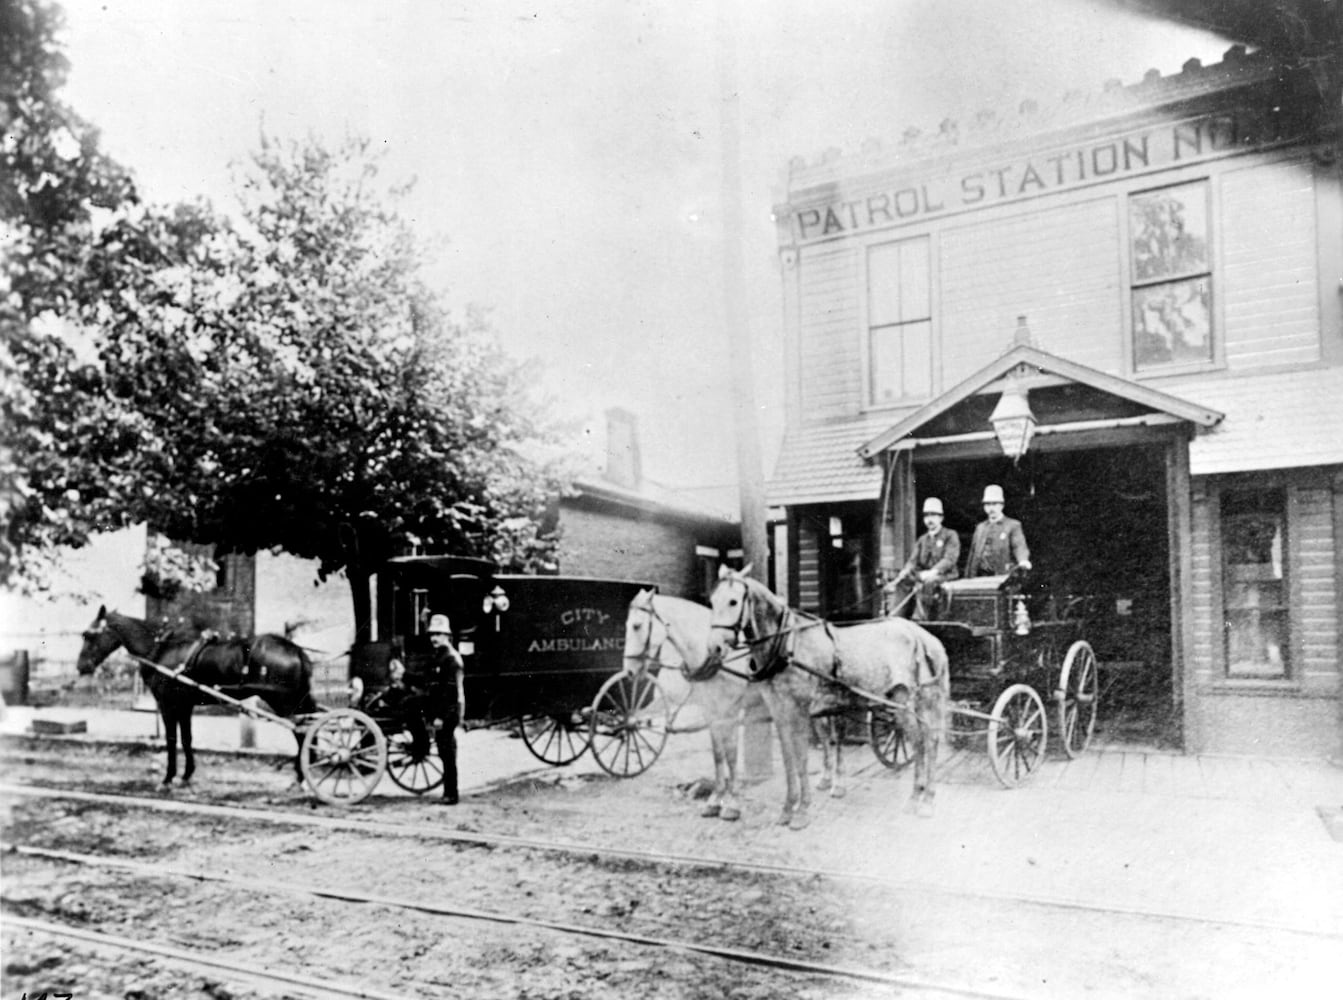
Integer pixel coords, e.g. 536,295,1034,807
627,599,671,669
709,577,754,651
711,578,793,679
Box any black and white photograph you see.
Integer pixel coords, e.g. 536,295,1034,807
3,1,1342,997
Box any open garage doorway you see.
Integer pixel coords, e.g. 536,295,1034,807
914,443,1177,748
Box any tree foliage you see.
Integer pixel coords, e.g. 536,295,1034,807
3,2,563,637
2,0,143,586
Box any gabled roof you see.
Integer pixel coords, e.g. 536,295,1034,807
858,343,1224,460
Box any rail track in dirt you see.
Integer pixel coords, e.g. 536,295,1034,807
6,737,1339,999
4,783,1039,1000
4,782,1337,943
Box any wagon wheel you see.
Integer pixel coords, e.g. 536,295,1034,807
987,684,1047,788
385,729,445,795
1058,640,1099,759
300,709,387,806
518,712,591,766
590,670,670,778
867,708,912,771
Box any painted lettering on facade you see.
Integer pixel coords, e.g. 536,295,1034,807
792,109,1285,243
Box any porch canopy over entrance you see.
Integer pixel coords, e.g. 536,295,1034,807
859,342,1224,464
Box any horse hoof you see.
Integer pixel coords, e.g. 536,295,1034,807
829,785,847,799
719,806,741,822
816,776,832,792
787,812,812,831
776,811,793,827
700,803,722,818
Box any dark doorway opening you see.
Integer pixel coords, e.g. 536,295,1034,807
914,443,1176,747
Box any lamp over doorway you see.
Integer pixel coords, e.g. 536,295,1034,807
990,376,1036,463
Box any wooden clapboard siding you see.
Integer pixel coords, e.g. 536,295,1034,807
795,515,821,613
1189,487,1216,687
798,243,861,422
1296,484,1338,691
1220,158,1320,369
939,197,1123,386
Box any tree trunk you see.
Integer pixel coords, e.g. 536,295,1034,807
349,563,374,647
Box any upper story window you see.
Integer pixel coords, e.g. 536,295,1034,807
867,237,932,405
1129,181,1214,373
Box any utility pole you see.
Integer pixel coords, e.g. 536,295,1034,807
717,4,769,578
718,2,773,780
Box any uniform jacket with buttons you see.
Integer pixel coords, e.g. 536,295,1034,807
967,516,1030,577
901,527,961,581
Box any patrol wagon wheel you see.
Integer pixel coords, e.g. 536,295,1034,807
868,707,912,771
987,684,1047,788
1058,640,1099,758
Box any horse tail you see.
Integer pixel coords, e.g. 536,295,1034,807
912,625,950,694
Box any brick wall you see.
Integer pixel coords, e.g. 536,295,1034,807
555,506,706,600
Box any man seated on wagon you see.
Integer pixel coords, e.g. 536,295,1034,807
965,484,1032,578
889,497,960,621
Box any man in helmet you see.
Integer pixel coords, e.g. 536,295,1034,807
393,612,466,804
890,497,961,620
966,484,1032,578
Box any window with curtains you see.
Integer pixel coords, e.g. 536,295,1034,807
868,236,932,404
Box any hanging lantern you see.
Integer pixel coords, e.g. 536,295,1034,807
989,379,1036,463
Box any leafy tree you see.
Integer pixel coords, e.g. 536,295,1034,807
2,0,142,588
3,2,563,635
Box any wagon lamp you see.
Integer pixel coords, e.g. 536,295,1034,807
483,585,511,630
1012,596,1032,636
989,379,1036,464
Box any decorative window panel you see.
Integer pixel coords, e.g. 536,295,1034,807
1129,182,1214,372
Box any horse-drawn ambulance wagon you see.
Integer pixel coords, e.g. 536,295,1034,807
77,558,673,807
334,556,671,800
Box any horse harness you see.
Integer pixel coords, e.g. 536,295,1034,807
713,581,844,685
154,628,268,682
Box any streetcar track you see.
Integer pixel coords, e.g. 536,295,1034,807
5,781,1339,942
4,915,408,1000
5,842,1025,1000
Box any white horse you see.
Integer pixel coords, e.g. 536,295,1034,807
705,566,949,830
622,589,765,821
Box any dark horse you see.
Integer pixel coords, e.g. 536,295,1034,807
76,605,318,786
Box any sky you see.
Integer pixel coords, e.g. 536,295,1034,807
56,0,1234,513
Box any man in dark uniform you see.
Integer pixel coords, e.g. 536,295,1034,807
891,497,960,620
395,613,466,804
966,484,1032,577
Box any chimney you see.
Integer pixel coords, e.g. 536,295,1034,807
604,407,642,489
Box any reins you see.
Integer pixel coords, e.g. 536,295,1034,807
711,577,928,706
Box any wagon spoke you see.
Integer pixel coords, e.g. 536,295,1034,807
1058,641,1099,758
589,673,669,779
